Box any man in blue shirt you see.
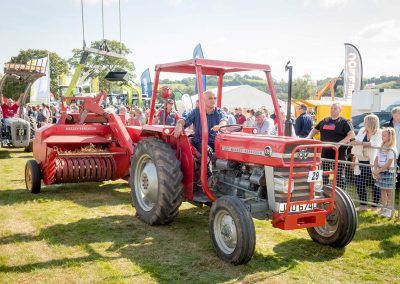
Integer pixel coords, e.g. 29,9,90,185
252,110,272,134
173,90,227,152
294,104,313,138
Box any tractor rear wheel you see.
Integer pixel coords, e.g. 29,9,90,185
130,138,183,225
25,160,41,194
209,196,256,265
307,186,357,248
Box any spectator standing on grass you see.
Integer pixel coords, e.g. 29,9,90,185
373,127,397,218
307,103,355,189
244,109,255,127
263,109,275,133
234,107,246,125
350,114,382,211
222,106,236,125
294,104,313,138
383,106,400,190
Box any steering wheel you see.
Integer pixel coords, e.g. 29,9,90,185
218,124,243,133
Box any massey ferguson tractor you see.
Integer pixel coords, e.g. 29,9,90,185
25,58,357,265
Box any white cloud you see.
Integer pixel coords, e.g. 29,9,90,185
357,20,400,42
303,0,350,8
165,0,184,6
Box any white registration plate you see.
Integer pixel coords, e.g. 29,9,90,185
279,203,317,213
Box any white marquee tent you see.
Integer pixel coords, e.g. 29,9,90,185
188,85,286,111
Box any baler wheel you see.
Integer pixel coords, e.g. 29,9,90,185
130,138,183,225
25,160,41,194
209,196,256,265
307,186,358,248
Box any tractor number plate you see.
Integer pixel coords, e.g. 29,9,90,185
17,128,26,136
307,170,323,182
279,203,317,213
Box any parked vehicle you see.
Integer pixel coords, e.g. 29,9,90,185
351,89,400,117
352,111,391,134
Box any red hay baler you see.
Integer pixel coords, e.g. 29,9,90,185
25,58,357,265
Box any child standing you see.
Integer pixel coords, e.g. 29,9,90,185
373,127,397,217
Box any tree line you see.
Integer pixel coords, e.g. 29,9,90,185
2,41,399,102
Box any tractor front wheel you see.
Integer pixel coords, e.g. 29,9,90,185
130,138,183,225
209,196,256,265
307,186,357,248
25,160,41,194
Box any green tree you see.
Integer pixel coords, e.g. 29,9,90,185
292,75,314,100
68,40,135,93
3,49,68,100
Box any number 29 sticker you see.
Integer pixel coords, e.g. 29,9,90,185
307,170,323,182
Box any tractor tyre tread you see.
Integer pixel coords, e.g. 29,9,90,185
25,160,41,194
130,137,183,225
209,196,256,265
307,186,357,248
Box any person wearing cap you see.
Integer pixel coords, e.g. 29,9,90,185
234,107,246,125
252,110,273,134
294,104,313,138
154,99,181,126
173,90,227,152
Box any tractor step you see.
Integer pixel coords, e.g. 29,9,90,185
193,190,211,203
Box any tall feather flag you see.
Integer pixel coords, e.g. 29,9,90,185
193,43,206,93
343,43,363,101
140,68,152,98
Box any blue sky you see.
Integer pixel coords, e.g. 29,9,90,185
1,0,399,82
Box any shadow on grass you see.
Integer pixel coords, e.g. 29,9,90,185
0,149,12,159
353,215,400,259
0,208,345,283
0,182,131,208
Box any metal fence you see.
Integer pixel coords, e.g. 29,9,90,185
319,142,398,219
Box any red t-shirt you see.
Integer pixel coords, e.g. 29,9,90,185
1,103,19,118
235,114,246,125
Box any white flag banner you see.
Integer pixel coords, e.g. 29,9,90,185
343,43,363,101
30,57,50,105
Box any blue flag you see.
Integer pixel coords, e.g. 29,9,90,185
193,43,206,93
140,68,152,98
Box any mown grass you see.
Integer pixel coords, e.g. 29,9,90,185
0,148,399,283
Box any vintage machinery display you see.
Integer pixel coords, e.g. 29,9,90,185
0,62,46,150
25,58,357,265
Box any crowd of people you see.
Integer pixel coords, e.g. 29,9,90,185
306,103,398,217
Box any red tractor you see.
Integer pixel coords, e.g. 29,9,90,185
26,58,357,265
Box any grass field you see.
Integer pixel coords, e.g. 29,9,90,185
0,148,399,283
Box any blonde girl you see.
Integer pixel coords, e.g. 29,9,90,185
373,127,397,217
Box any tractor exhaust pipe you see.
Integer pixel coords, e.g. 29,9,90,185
285,61,293,137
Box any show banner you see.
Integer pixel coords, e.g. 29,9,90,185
343,43,363,101
140,68,152,98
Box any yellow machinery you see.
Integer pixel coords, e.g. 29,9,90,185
292,99,352,139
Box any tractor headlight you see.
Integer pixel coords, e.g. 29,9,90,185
314,180,323,192
274,177,294,193
252,128,258,134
